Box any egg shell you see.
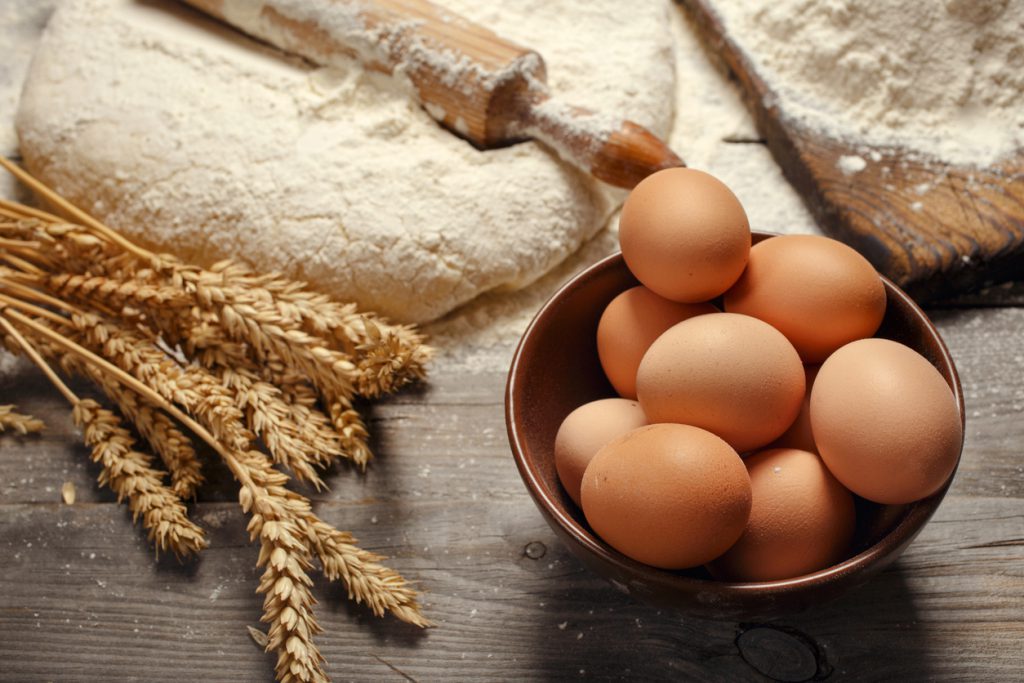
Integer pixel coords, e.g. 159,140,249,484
636,312,805,453
619,168,751,303
553,398,648,506
723,234,886,363
769,365,820,453
709,448,856,582
810,338,963,504
597,286,717,399
580,423,751,569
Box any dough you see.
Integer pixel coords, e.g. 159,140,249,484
16,0,674,322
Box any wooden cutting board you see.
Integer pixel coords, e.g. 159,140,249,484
680,0,1024,302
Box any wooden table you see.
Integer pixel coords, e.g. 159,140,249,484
2,2,1022,679
1,294,1022,682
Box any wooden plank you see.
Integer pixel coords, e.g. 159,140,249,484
0,493,1021,681
1,306,1022,681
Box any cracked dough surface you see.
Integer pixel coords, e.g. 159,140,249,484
16,0,675,322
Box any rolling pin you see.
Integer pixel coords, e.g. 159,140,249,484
180,0,684,188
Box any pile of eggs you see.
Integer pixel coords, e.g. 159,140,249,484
554,168,963,581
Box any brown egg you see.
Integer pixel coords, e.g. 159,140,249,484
597,286,717,399
810,338,963,504
580,424,751,569
618,168,750,303
709,448,855,581
636,312,805,452
554,398,647,506
769,365,820,452
723,234,886,363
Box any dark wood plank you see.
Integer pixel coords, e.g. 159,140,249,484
0,494,1021,681
1,304,1022,681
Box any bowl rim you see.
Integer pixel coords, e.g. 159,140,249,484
506,236,966,597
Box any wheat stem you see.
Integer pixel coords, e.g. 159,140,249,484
0,314,79,405
0,290,75,328
1,251,49,275
0,276,84,316
1,306,230,459
0,157,152,261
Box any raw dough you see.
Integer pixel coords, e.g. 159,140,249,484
16,0,675,322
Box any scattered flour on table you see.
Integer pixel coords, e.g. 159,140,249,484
715,0,1024,165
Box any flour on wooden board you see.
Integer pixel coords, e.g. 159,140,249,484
16,0,674,323
715,0,1024,166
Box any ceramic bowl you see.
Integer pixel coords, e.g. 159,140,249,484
505,233,965,619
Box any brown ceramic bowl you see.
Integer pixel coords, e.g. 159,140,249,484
505,232,965,619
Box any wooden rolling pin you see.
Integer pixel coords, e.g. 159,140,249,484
181,0,683,188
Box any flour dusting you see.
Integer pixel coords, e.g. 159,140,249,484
16,0,674,323
716,0,1024,165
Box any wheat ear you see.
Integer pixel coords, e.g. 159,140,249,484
0,313,206,557
88,372,204,499
72,399,208,556
0,404,44,434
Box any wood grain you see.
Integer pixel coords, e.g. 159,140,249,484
679,0,1024,302
1,306,1023,681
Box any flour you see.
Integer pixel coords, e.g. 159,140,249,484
424,7,821,372
716,0,1024,166
837,155,867,175
16,0,674,323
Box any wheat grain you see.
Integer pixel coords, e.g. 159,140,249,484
0,404,44,434
91,373,204,499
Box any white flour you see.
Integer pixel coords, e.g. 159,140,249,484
16,0,674,323
716,0,1024,166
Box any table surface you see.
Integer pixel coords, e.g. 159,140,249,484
1,295,1023,682
2,3,1023,681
